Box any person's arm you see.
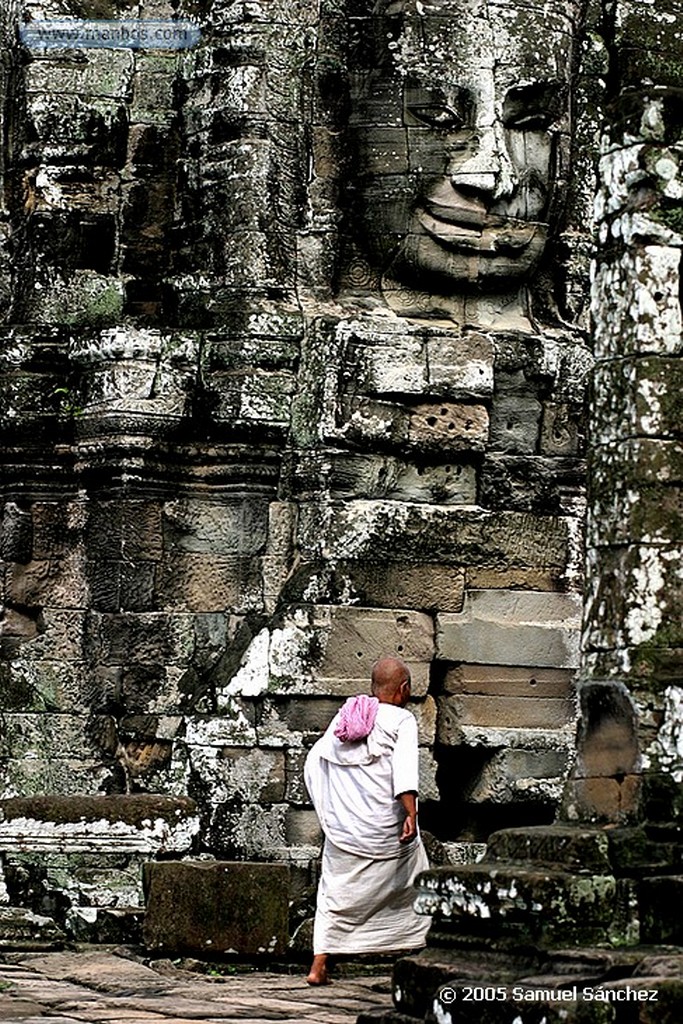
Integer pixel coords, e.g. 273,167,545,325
398,790,418,843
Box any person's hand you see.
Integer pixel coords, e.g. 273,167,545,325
399,813,417,843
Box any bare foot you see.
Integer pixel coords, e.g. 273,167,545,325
306,953,330,985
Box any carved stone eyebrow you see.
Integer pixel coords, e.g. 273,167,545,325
502,81,565,129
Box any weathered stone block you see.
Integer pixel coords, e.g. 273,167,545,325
315,605,434,674
250,605,433,698
285,808,323,846
92,612,195,665
436,590,582,668
408,402,489,449
299,502,575,576
143,861,289,954
326,453,478,504
409,696,437,745
16,610,86,663
186,746,285,803
443,664,572,699
162,498,269,555
480,455,585,514
184,706,257,747
640,876,683,944
1,503,32,562
419,748,440,801
437,694,575,731
208,803,288,859
331,563,466,613
562,775,642,826
155,553,262,612
489,394,543,454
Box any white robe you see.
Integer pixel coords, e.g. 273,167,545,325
304,703,431,954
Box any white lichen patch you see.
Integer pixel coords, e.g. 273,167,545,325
652,686,683,782
432,1000,453,1024
223,628,270,696
624,546,665,646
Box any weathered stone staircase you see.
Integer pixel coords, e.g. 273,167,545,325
358,824,683,1023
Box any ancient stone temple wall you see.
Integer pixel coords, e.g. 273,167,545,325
1,0,596,938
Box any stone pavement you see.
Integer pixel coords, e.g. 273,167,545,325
0,950,393,1024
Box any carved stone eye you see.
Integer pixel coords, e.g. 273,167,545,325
503,82,563,132
407,104,465,130
504,111,554,131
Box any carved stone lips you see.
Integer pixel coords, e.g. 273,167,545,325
418,203,540,254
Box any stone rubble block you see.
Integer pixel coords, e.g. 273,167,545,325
466,748,572,804
143,861,290,956
0,907,66,950
436,590,582,668
0,796,199,855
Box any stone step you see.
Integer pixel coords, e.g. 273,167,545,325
414,862,624,945
484,825,612,873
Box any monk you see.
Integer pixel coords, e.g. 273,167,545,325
304,656,431,985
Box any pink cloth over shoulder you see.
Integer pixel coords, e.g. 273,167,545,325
334,694,379,742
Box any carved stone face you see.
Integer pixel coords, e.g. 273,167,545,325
349,0,576,293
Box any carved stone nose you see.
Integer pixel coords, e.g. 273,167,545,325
449,125,517,200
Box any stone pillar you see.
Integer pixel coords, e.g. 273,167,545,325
563,0,683,828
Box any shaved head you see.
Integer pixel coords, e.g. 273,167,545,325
371,656,412,705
